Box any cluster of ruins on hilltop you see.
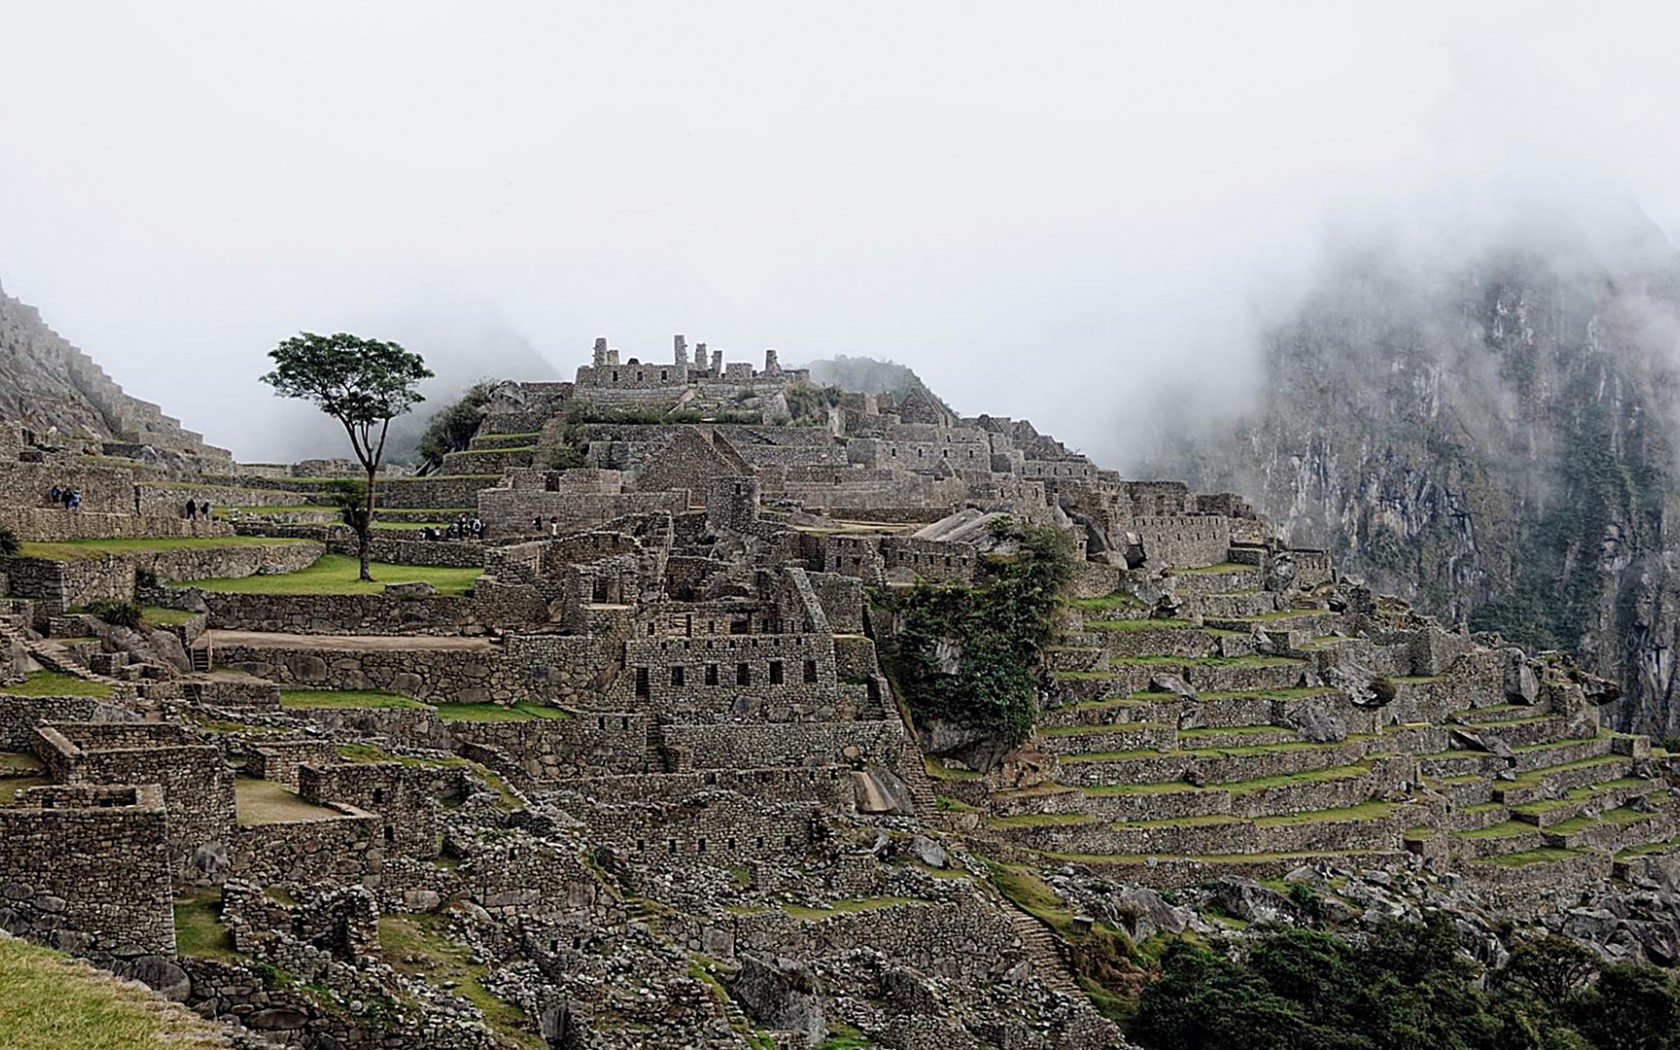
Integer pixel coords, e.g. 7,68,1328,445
0,327,1676,1049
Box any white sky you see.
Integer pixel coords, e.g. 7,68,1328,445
3,1,1678,462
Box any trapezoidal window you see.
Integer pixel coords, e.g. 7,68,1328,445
635,667,650,698
803,659,818,683
670,665,685,687
768,660,784,685
705,664,719,686
737,663,751,686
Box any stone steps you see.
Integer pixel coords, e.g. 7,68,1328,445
1001,904,1082,994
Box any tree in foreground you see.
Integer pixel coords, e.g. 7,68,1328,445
260,332,432,581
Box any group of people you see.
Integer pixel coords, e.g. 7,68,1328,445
45,484,83,510
530,515,563,537
184,498,214,519
424,515,484,542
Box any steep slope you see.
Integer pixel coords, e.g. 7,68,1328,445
1148,218,1680,736
0,280,226,460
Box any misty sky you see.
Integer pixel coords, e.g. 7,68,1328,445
3,2,1679,463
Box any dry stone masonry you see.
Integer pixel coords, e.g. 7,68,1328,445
5,322,1680,1050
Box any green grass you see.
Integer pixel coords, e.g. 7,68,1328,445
139,606,197,626
1080,761,1373,797
1107,654,1302,668
333,745,522,811
1253,801,1394,827
0,934,229,1049
782,897,924,921
1453,820,1537,840
379,913,541,1048
173,889,239,961
279,689,426,710
234,777,341,826
1481,847,1587,868
175,554,481,595
17,536,315,561
433,702,572,722
0,672,113,698
923,756,981,780
0,776,48,803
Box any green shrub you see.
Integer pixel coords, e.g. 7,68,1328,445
83,599,142,628
1371,676,1398,705
0,524,18,558
874,517,1074,745
416,381,495,470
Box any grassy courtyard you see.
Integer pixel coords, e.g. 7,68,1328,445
278,688,427,710
177,554,481,595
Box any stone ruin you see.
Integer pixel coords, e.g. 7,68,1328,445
0,329,1677,1048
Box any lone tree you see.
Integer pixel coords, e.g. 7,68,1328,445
260,332,432,581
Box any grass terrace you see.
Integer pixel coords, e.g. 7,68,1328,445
278,688,427,710
0,934,230,1050
1086,618,1196,631
1068,590,1146,611
782,897,926,921
17,536,316,561
172,888,239,961
178,554,480,595
433,702,572,722
0,672,113,698
138,606,198,627
1175,562,1253,575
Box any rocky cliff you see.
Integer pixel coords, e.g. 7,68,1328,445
1148,218,1680,737
0,280,225,461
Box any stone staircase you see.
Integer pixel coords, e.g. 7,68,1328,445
1001,903,1082,994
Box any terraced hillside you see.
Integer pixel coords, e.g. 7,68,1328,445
941,545,1674,900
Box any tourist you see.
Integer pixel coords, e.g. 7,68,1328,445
67,489,82,511
200,500,212,519
549,516,559,537
186,498,197,519
532,514,542,532
48,484,61,505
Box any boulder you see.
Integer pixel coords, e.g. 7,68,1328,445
852,769,917,816
1210,877,1298,926
1149,672,1197,699
1287,701,1347,743
729,954,824,1045
384,581,436,599
1450,728,1515,762
907,834,948,870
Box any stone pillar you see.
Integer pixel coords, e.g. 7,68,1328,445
673,335,689,382
711,349,723,376
694,341,708,372
592,338,609,367
763,348,781,375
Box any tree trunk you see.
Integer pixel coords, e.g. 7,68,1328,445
360,464,378,582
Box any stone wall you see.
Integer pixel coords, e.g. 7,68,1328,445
299,762,449,859
660,719,906,770
479,486,688,539
246,738,340,788
567,791,819,870
618,631,840,720
0,784,175,966
200,592,483,635
232,805,383,887
33,721,237,868
216,641,523,704
451,713,646,786
0,694,137,751
0,507,234,542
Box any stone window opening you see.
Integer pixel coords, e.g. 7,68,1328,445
572,935,581,950
635,667,650,698
660,369,668,380
706,664,719,685
668,841,677,853
636,839,644,850
384,825,394,844
769,660,784,685
727,838,737,850
754,836,764,849
620,716,630,730
737,663,751,686
372,788,385,804
671,666,685,687
705,772,718,785
611,370,619,381
697,838,707,853
803,660,818,683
